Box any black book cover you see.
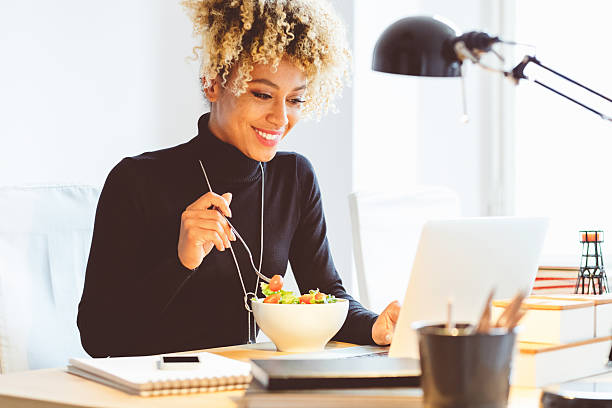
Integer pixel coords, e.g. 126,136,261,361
250,357,421,390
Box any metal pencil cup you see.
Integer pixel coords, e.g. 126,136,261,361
415,323,517,408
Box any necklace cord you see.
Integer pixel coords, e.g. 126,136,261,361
198,160,265,344
198,161,269,283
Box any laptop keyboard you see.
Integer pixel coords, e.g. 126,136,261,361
270,345,390,360
345,350,389,358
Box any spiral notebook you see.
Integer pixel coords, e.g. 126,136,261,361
67,352,252,396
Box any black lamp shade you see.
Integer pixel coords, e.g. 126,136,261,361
372,16,462,77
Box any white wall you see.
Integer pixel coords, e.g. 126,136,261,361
353,0,420,192
0,1,356,293
0,1,203,188
279,0,355,294
353,0,498,217
415,0,495,217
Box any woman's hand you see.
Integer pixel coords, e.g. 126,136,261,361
177,192,236,270
372,300,401,345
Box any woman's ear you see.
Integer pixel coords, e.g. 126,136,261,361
202,77,220,103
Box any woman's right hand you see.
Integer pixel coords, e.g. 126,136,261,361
178,192,236,270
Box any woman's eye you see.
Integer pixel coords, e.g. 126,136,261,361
290,98,306,105
252,92,272,100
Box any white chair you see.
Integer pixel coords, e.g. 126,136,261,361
0,185,100,372
348,187,461,314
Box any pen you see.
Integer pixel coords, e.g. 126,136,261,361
495,291,527,330
474,289,495,333
446,298,454,330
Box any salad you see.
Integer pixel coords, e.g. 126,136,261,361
257,274,338,304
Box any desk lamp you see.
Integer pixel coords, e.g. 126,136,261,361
371,16,611,122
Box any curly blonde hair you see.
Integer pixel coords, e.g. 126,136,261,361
181,0,351,119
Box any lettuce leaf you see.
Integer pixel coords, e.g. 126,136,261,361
279,292,299,304
260,282,276,296
260,282,337,303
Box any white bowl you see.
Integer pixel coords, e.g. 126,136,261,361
252,298,349,352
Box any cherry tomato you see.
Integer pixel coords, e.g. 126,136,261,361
299,294,314,304
314,292,325,301
263,293,281,304
269,274,284,292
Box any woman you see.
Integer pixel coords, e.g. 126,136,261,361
77,0,399,357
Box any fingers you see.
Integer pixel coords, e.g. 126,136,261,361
182,226,225,252
372,320,394,345
187,191,233,218
222,192,232,206
197,228,227,252
372,300,402,345
182,211,235,248
200,222,231,249
187,225,230,252
382,301,401,343
183,209,236,240
383,300,401,323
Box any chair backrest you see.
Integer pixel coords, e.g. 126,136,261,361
348,187,461,314
0,185,100,372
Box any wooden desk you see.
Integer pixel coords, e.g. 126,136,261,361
0,342,545,408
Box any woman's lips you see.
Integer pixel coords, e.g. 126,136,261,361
252,126,283,147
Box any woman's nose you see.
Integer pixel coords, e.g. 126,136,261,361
267,100,289,129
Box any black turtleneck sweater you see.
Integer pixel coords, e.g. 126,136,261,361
77,113,378,357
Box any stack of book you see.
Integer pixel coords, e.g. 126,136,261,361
242,357,422,408
531,266,579,295
513,338,611,388
530,293,612,338
243,381,422,408
493,295,612,387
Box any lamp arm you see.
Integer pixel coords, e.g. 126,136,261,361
508,55,612,122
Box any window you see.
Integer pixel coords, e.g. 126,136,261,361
510,1,612,266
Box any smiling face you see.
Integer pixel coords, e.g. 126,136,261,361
205,59,307,162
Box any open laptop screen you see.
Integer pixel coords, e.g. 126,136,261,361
390,216,548,358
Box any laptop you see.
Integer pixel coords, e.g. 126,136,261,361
274,216,549,362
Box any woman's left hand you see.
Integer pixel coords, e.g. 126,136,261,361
372,300,401,345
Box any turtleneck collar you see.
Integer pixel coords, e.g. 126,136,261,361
194,113,263,183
